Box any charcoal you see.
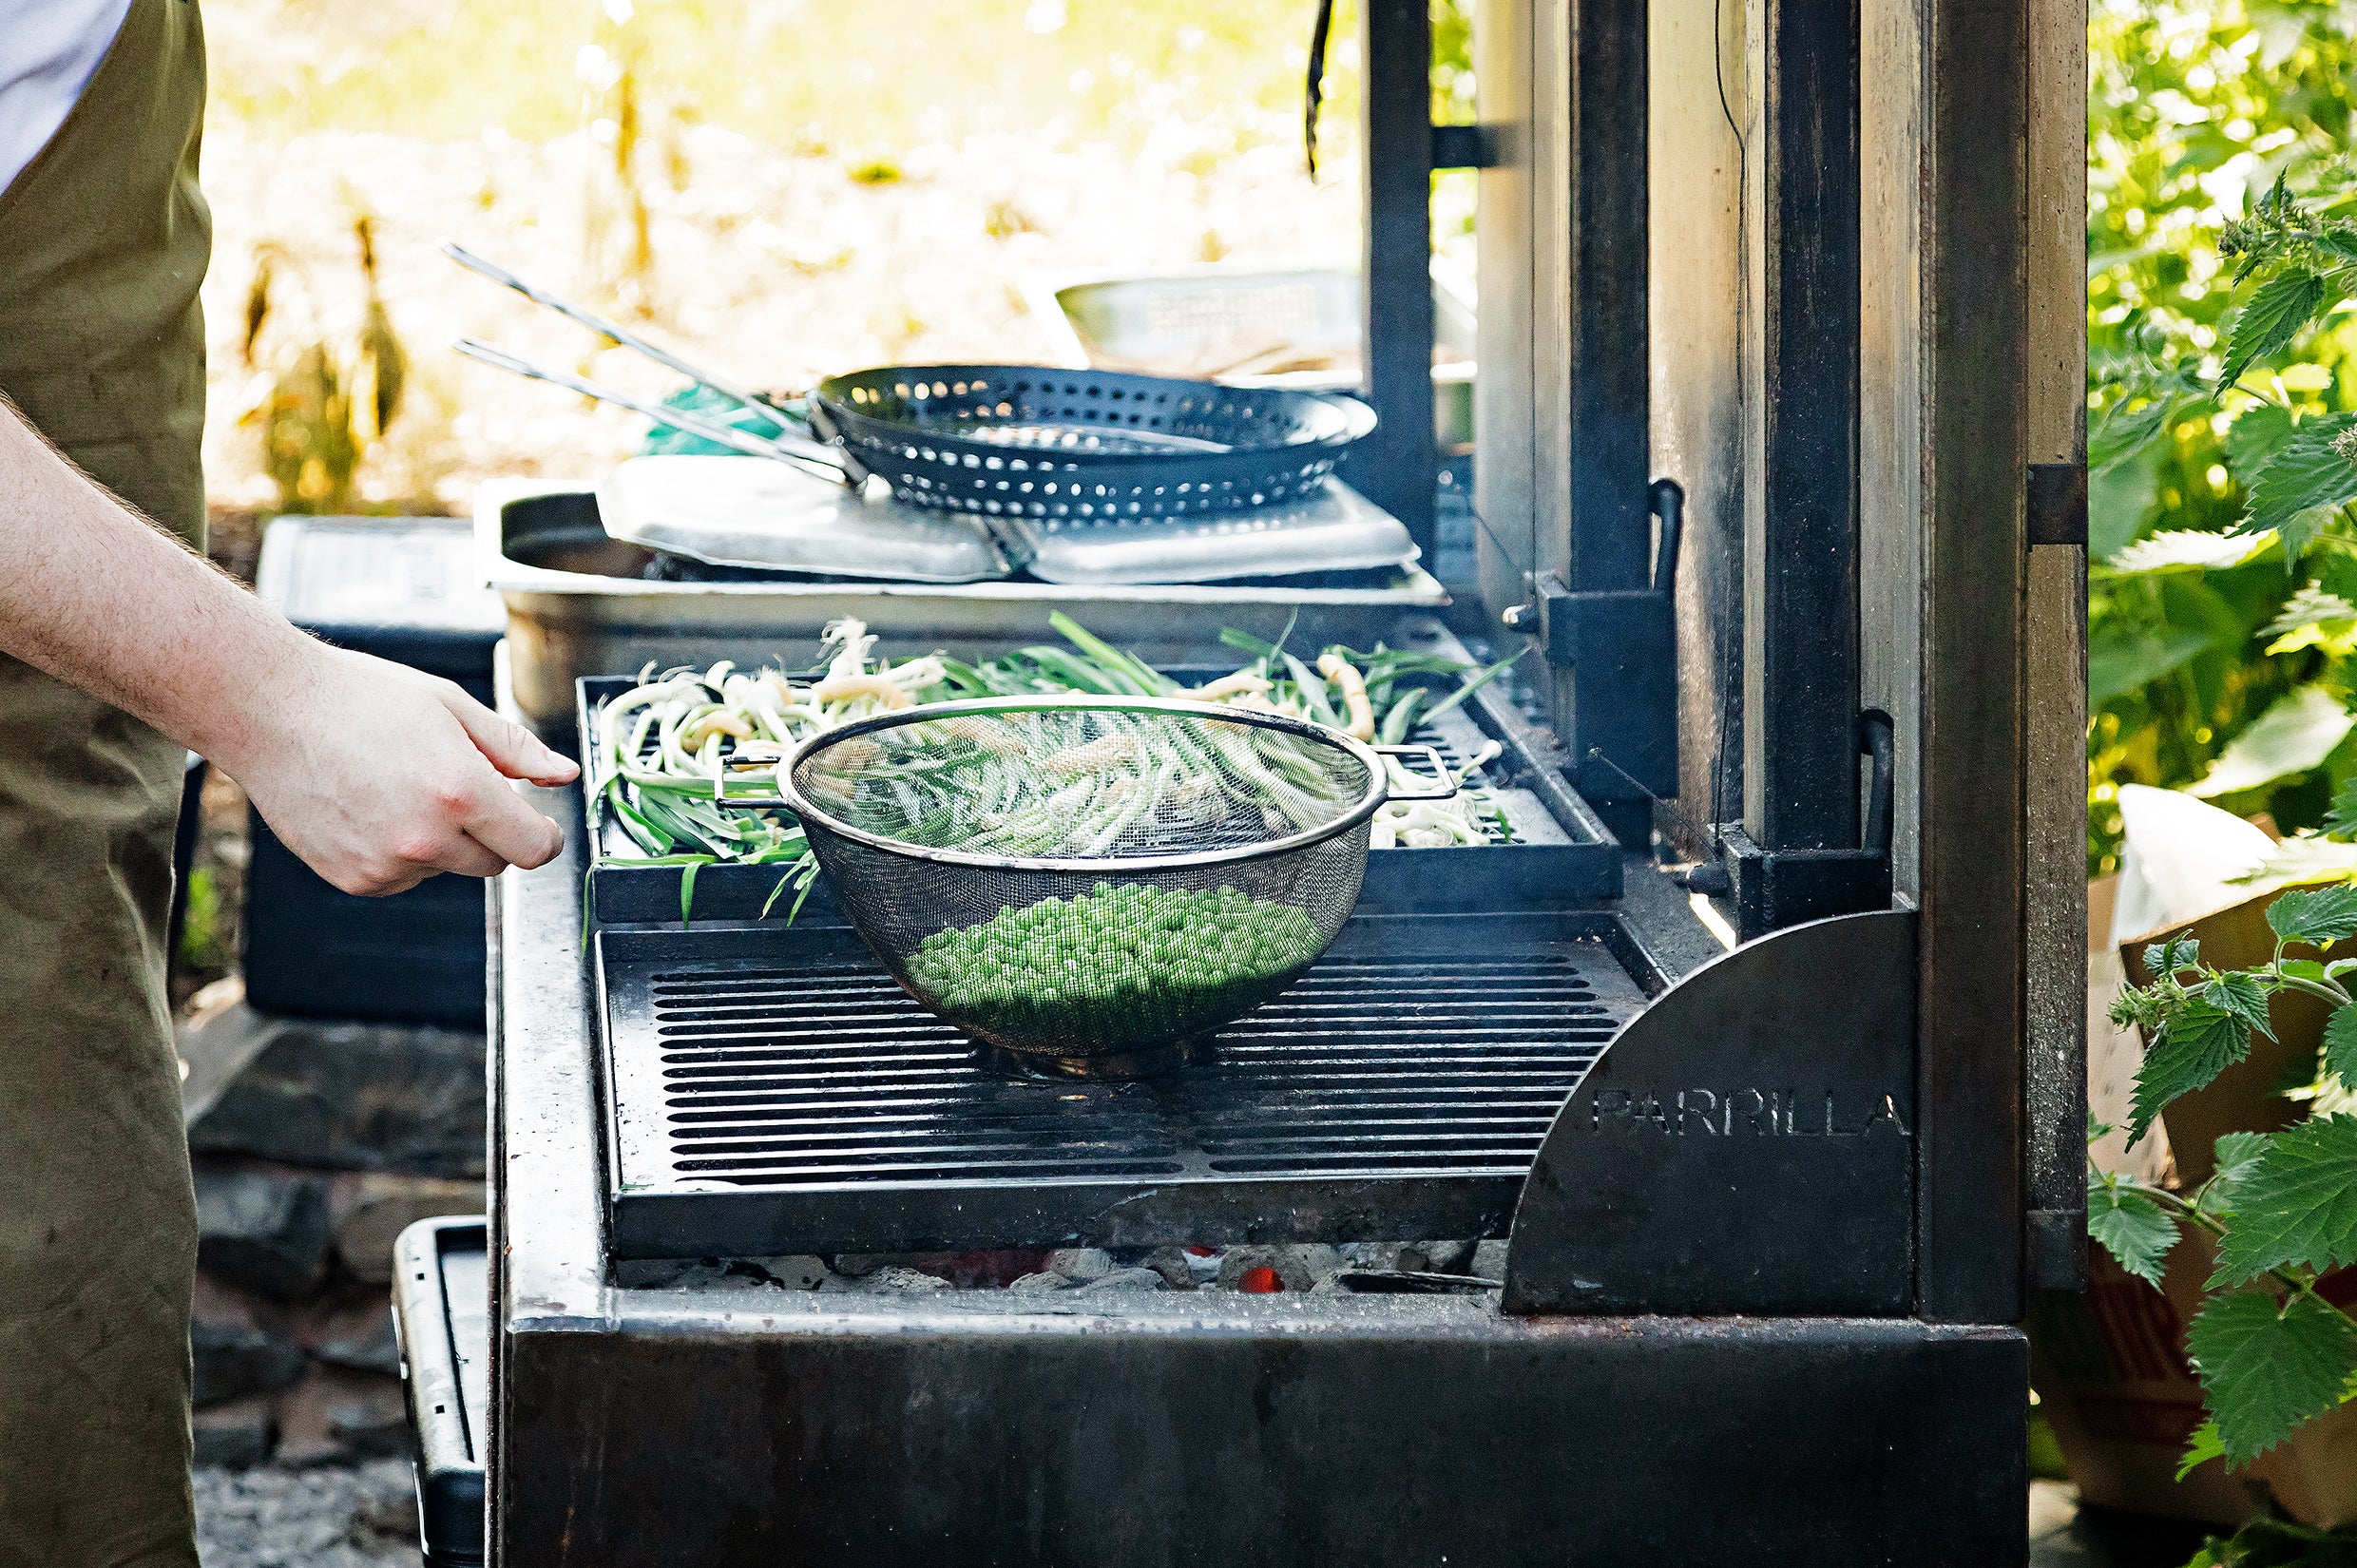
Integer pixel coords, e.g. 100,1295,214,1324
1217,1246,1313,1292
1045,1248,1114,1282
862,1267,950,1291
1401,1240,1476,1274
1077,1268,1166,1293
1139,1247,1197,1291
752,1254,833,1290
1008,1272,1072,1291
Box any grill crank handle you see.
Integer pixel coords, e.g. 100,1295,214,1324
450,339,852,485
1375,743,1459,801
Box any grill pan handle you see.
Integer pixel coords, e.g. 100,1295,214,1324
1375,743,1459,801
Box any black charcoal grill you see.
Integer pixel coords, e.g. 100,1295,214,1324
598,911,1653,1258
464,0,2089,1560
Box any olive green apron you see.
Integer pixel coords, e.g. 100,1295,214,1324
0,2,210,1563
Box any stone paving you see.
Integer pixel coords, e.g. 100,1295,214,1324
193,1459,418,1567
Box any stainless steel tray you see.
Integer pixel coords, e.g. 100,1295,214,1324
575,620,1623,925
478,478,1447,733
595,456,1010,583
596,457,1415,587
1011,484,1416,584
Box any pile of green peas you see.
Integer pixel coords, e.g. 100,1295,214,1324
903,881,1324,1046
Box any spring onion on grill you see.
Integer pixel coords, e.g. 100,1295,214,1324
590,614,1528,921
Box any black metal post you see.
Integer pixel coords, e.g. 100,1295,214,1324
1359,0,1438,555
1556,0,1657,849
1752,0,1863,853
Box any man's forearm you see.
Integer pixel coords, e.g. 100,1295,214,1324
0,402,315,774
0,399,578,894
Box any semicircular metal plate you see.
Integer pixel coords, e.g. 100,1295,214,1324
1502,908,1919,1317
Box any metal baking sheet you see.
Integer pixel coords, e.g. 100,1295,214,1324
1008,482,1418,584
595,456,1012,583
576,621,1622,925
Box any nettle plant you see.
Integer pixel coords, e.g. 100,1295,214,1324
2094,884,2357,1473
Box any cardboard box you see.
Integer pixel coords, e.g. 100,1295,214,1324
2034,1230,2357,1528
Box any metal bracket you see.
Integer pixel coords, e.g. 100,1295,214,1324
2026,462,2087,548
1503,481,1684,814
1430,123,1501,169
1719,710,1896,940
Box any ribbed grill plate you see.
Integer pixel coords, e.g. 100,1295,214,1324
598,913,1649,1258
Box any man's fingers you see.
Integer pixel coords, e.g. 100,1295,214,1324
448,770,567,870
441,687,580,786
432,836,508,880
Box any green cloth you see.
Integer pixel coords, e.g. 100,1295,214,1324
0,1,212,1563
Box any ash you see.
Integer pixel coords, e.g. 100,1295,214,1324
193,1457,417,1567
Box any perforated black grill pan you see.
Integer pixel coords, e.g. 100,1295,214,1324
808,364,1376,524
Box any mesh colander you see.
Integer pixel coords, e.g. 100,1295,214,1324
776,696,1455,1077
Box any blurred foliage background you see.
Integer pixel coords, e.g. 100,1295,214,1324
195,0,1477,518
2088,0,2357,873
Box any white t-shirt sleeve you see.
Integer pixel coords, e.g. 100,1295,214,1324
0,0,136,198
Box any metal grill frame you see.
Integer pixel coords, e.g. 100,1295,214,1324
596,909,1658,1259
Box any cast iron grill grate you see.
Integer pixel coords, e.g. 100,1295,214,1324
599,914,1649,1257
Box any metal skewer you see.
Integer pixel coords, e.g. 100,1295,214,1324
441,241,868,482
450,338,851,486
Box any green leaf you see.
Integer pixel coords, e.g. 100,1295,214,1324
2219,268,2329,391
2184,1288,2357,1464
2268,883,2357,945
2226,403,2299,478
2131,1002,2254,1145
2327,777,2357,840
2328,1004,2357,1088
2262,583,2357,639
2207,1131,2271,1217
2175,1420,2228,1482
2189,686,2356,798
2107,528,2278,574
2089,1112,2116,1143
2087,1176,2181,1286
2230,836,2357,886
2092,392,2190,471
2090,623,2220,703
2091,447,2164,562
2202,971,2278,1042
678,858,699,927
2147,934,2202,977
2209,1116,2357,1286
2241,414,2357,545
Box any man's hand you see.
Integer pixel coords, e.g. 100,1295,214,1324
225,644,581,895
0,404,581,894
